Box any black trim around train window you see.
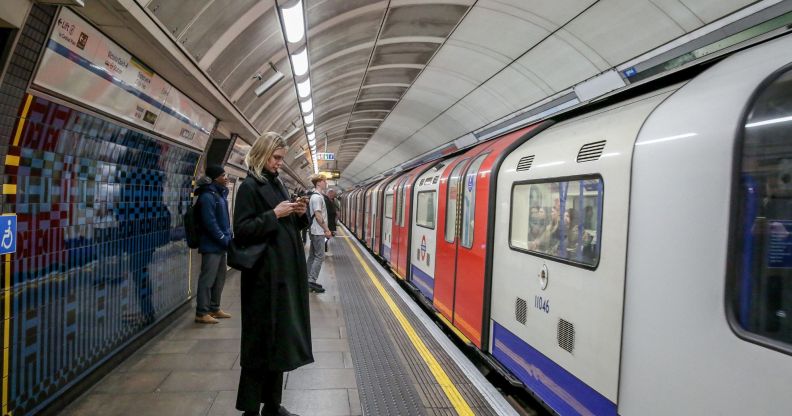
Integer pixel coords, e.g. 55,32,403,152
507,174,604,271
415,190,437,230
726,62,792,357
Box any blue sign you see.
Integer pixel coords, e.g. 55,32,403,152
768,220,792,268
0,214,16,255
467,175,474,191
623,67,638,78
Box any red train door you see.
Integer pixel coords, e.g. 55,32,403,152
435,123,548,347
390,176,409,278
434,154,475,322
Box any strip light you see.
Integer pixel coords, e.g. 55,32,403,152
277,0,318,174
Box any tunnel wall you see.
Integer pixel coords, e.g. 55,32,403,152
0,5,201,415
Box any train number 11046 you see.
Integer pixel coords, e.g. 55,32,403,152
534,296,550,314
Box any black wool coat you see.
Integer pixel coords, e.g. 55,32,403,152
233,173,313,371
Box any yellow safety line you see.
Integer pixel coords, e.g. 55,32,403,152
3,254,10,415
340,230,474,416
12,94,32,147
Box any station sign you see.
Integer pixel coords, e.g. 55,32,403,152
320,170,341,179
317,152,335,161
33,8,216,151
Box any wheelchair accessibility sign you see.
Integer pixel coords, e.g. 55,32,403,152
0,214,16,254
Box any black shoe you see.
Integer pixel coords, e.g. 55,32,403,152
263,406,299,416
308,282,326,293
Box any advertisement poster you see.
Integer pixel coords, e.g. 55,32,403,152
33,8,215,150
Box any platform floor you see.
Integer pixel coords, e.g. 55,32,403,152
62,227,518,416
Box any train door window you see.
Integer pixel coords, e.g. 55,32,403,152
509,176,603,268
732,67,792,348
445,160,468,243
400,182,409,226
385,194,394,219
396,182,404,226
416,191,437,229
461,155,487,248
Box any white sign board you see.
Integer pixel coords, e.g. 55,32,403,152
33,8,216,151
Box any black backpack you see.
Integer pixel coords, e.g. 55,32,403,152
183,196,202,249
183,190,217,249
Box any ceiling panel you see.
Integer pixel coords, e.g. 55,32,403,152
380,4,470,39
147,0,212,39
181,0,260,61
564,0,685,66
681,0,755,23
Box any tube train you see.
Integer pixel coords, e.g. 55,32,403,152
340,33,792,415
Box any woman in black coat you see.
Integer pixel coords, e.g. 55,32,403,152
233,132,313,416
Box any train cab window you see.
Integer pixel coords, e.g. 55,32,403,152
461,155,487,248
416,191,437,229
384,194,394,219
510,176,603,268
445,160,468,243
732,67,792,347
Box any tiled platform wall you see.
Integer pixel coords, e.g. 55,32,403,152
0,5,201,415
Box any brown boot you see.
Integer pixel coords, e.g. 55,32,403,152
210,310,232,319
195,314,219,324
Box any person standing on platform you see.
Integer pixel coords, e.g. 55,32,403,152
194,164,233,324
325,188,338,236
306,174,332,293
234,132,312,416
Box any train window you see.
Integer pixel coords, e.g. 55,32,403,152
401,182,408,226
396,183,404,226
731,67,792,348
461,155,488,248
510,176,603,268
416,191,437,229
384,194,394,219
446,159,468,243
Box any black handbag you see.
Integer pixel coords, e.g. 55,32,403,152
227,239,268,270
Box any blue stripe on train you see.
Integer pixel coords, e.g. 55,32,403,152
492,322,616,416
410,265,434,300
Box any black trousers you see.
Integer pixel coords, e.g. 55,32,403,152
236,367,284,414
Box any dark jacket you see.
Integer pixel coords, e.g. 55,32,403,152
196,178,231,253
324,194,337,232
233,171,313,371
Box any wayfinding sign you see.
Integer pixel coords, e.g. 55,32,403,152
317,152,335,161
0,214,17,255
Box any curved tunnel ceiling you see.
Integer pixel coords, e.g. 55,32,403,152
142,0,763,185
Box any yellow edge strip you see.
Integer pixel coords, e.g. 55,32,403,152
436,312,472,345
12,94,33,147
3,254,10,415
341,230,474,416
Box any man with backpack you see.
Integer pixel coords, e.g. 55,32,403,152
194,164,233,324
306,174,332,293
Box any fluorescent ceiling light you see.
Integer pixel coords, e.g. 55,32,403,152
281,1,305,43
297,78,311,98
300,98,313,113
304,113,314,124
292,48,308,77
254,71,284,97
306,124,314,133
308,132,315,140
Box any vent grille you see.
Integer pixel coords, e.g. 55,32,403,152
515,298,527,324
557,319,575,353
516,155,535,171
577,140,606,163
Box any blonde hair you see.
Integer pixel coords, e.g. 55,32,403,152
245,132,287,180
309,173,327,186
